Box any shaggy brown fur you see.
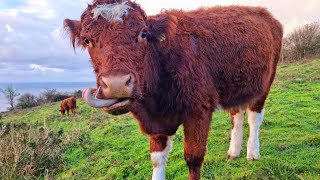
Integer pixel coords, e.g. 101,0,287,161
150,135,168,152
59,97,77,116
64,0,283,179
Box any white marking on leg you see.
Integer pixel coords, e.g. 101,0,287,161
151,136,173,180
247,108,264,160
227,109,245,159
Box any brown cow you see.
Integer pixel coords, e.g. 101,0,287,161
59,97,76,116
64,0,283,179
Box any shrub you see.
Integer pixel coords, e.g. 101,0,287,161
52,93,70,102
12,89,78,110
15,93,40,109
73,90,82,98
40,88,73,103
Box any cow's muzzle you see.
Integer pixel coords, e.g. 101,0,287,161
82,72,134,114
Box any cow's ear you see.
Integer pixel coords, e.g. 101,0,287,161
64,19,81,49
147,15,177,43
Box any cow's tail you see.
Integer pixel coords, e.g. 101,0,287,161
269,19,283,86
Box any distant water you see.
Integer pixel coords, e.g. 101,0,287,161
0,82,95,112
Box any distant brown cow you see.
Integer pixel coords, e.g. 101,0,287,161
64,0,283,179
59,97,76,116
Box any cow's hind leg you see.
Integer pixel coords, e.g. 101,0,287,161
183,112,211,180
150,135,173,180
247,94,267,160
227,108,245,160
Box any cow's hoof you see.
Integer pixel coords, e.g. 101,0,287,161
226,154,238,161
246,152,260,161
227,147,241,161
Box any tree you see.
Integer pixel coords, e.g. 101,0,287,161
283,21,320,61
0,84,20,111
41,88,57,103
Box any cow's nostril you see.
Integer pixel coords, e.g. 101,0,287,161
100,77,109,88
125,75,132,86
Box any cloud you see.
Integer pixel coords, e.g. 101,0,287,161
0,9,19,17
0,0,92,83
20,0,56,20
0,61,94,83
29,64,65,72
5,24,14,32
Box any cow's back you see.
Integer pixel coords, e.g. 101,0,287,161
61,97,76,110
164,6,283,109
67,97,76,109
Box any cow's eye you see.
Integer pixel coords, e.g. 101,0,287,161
141,31,147,39
83,38,90,45
137,31,148,43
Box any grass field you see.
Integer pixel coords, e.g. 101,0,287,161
1,59,320,179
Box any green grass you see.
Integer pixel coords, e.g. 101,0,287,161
1,59,320,179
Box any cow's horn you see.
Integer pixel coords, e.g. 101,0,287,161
82,88,118,108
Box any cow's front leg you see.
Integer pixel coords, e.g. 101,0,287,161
227,109,245,160
183,113,211,180
150,135,173,180
71,108,76,117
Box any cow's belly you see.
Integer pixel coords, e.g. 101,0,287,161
213,66,270,109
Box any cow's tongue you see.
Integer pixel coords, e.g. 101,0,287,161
82,88,118,108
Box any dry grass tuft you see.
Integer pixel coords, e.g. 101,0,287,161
0,121,64,179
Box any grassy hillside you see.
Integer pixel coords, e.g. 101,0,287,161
1,59,319,179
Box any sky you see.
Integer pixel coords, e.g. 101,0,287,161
0,0,319,83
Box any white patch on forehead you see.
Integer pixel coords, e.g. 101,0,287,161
91,1,133,23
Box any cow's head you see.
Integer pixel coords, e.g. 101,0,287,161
64,0,177,115
59,109,65,116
